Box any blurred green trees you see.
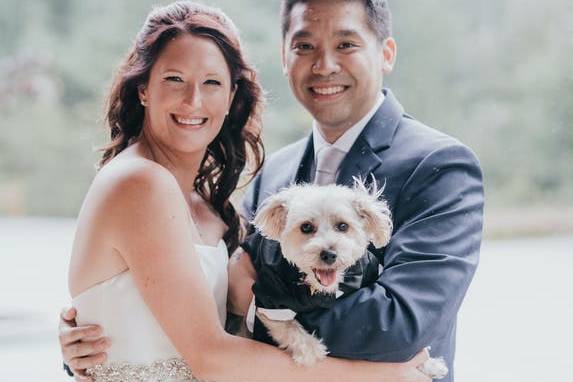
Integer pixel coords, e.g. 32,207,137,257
0,0,571,216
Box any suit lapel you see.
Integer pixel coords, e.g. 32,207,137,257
293,136,314,184
255,135,312,208
337,142,383,187
337,89,404,187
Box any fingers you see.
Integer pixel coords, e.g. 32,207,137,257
60,307,77,322
59,307,78,341
68,352,107,374
395,350,432,382
63,337,111,361
74,375,93,382
60,324,103,347
58,307,108,380
59,307,78,335
411,347,445,382
74,371,94,382
410,347,430,365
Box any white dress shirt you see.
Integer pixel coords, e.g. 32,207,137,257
311,92,385,182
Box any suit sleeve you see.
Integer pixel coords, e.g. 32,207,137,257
240,172,261,224
296,143,484,362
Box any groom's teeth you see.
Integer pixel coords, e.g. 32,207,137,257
176,117,206,125
312,86,345,95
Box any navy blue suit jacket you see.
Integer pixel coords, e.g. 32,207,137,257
241,89,484,381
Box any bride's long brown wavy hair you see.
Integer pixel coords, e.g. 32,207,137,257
99,2,264,252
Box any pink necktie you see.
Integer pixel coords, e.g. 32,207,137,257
314,146,345,185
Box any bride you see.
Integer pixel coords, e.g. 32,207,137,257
63,2,429,381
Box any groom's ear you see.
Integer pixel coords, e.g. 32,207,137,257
381,37,397,74
253,192,290,241
280,42,288,76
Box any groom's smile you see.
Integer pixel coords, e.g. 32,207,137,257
308,83,350,102
281,0,394,141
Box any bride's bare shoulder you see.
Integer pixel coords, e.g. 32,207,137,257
84,153,182,221
97,156,175,196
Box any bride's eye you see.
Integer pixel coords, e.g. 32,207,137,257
164,76,183,83
204,79,222,86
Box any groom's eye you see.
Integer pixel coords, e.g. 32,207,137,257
300,222,316,234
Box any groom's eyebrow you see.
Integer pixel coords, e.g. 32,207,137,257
291,30,312,40
335,29,361,39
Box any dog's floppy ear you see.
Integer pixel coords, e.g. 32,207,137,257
252,191,291,241
352,177,393,248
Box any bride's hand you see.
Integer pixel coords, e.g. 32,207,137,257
227,248,256,316
387,348,433,382
58,307,111,380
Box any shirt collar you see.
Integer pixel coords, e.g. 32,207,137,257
313,92,385,157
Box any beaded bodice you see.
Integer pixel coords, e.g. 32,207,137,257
72,241,228,382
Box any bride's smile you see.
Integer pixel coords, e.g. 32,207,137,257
139,33,236,158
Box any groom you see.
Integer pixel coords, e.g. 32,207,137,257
60,1,483,380
235,1,483,381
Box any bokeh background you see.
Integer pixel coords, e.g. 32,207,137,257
1,0,572,380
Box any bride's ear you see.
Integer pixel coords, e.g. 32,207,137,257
138,84,148,107
253,192,291,241
226,84,237,115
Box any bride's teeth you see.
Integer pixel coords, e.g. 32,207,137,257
176,117,206,125
312,86,345,95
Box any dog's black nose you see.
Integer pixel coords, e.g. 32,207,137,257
320,250,337,265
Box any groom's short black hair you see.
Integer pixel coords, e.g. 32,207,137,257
280,0,393,42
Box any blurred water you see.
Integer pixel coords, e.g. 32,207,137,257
0,217,73,380
0,217,571,381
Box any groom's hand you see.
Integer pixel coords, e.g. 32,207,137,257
58,307,110,380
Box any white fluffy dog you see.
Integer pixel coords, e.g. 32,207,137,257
252,181,448,379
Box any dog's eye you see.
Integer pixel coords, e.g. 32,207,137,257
336,222,349,232
300,222,315,234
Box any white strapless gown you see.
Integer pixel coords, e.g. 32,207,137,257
72,241,228,382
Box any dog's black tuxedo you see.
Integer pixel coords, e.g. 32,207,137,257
241,231,380,346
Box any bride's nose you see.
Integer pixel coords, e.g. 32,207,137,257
182,84,203,109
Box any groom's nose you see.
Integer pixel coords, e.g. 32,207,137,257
312,49,341,77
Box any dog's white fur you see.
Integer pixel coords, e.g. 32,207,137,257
252,180,448,379
254,180,392,295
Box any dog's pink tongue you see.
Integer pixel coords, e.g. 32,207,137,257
316,269,336,286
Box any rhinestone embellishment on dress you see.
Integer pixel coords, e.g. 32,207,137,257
86,358,197,381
